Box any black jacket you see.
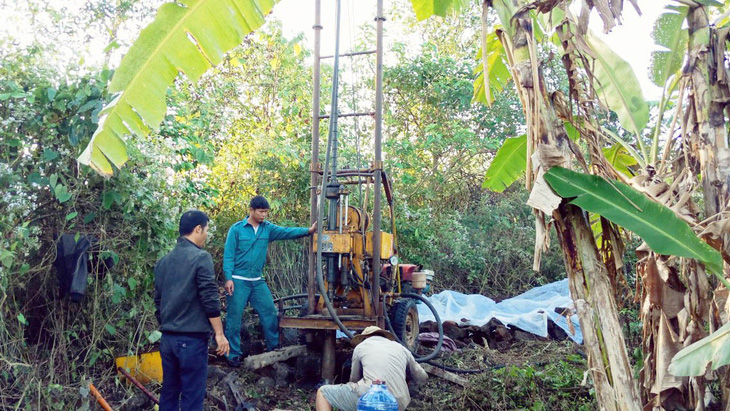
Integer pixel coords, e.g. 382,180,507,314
154,237,221,334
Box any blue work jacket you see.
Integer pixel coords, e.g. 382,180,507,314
223,217,310,281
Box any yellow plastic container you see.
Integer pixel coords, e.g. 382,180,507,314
115,351,163,384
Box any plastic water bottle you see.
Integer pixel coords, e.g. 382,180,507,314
357,380,399,411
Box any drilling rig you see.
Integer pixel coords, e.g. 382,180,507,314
277,0,442,382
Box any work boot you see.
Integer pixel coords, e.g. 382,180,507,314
227,357,241,368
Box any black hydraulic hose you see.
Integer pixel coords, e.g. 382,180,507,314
274,293,318,304
274,294,321,312
384,293,443,363
384,293,489,373
425,360,492,374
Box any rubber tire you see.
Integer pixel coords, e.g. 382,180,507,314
389,299,420,352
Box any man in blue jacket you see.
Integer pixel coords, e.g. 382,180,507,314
223,196,316,366
155,210,230,411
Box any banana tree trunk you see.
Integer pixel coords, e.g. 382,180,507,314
488,2,642,409
553,204,642,411
686,6,730,218
686,6,730,409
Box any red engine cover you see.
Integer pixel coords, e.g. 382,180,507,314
399,264,418,281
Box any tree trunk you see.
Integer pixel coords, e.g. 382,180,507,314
490,2,642,408
553,204,642,410
686,6,729,218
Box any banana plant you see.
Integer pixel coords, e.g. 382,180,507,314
669,321,730,377
478,11,650,192
78,0,278,175
409,0,730,409
544,167,725,280
481,134,525,192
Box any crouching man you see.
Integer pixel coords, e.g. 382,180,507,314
315,326,428,411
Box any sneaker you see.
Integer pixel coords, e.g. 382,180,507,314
227,357,241,368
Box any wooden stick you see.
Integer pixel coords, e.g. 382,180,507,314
421,363,469,387
242,345,307,370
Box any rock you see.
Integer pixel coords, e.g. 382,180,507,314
273,362,293,387
547,319,568,341
256,376,275,389
481,317,505,332
482,318,514,350
250,340,265,355
493,325,512,340
280,328,303,347
124,392,151,410
207,364,228,384
513,329,547,342
442,321,468,341
419,320,438,333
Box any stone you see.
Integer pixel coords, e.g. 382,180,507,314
206,365,227,384
442,321,468,341
273,362,294,387
256,376,275,389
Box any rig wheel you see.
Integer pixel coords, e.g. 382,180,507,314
389,299,420,352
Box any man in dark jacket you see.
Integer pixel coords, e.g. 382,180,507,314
155,210,229,411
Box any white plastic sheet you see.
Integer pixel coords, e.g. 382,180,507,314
417,279,583,343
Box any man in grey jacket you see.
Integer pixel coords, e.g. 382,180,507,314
154,210,229,411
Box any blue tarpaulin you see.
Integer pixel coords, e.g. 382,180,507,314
417,279,583,343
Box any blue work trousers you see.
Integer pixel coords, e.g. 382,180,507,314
225,279,279,359
159,333,208,411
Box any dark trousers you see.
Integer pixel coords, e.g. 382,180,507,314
159,333,209,411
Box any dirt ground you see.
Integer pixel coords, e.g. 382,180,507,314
113,337,591,411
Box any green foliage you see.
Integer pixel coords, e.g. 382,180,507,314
669,321,730,376
0,45,212,408
473,29,512,106
458,360,595,410
619,307,644,377
482,134,526,192
650,5,688,87
544,167,724,276
80,0,279,175
0,2,603,408
409,0,471,21
397,188,564,296
202,24,314,227
602,143,638,177
584,30,649,140
383,44,523,210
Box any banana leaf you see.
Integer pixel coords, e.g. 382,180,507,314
585,30,649,138
669,322,730,376
473,30,511,106
650,5,687,87
79,0,277,175
603,144,638,177
544,167,723,275
483,135,526,192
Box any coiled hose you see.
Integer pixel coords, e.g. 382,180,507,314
383,294,487,373
383,293,442,363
